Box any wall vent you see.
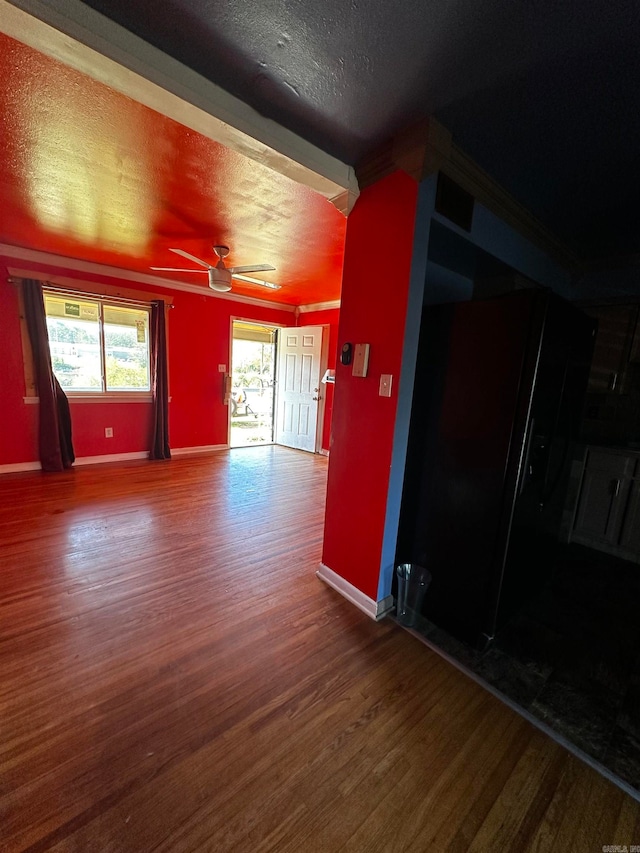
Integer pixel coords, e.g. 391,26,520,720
435,173,474,232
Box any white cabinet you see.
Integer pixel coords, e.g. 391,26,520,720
572,447,640,562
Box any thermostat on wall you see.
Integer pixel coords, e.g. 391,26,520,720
352,343,370,378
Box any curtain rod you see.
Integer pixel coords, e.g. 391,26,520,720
7,277,174,308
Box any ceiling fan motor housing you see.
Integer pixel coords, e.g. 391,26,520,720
208,267,232,291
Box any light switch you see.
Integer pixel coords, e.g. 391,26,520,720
352,343,370,377
379,374,393,397
218,364,226,372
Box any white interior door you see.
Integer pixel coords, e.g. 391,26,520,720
275,326,323,452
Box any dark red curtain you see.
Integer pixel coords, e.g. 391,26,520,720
150,300,171,460
22,279,75,472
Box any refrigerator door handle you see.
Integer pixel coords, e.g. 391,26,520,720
519,417,535,495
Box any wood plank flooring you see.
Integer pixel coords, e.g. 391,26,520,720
1,445,639,852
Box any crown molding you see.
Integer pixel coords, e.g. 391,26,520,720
1,0,359,214
442,141,579,271
356,118,451,189
356,116,579,271
8,267,176,306
1,244,297,312
298,300,341,313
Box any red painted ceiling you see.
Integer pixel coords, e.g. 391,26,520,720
0,32,346,306
85,0,640,264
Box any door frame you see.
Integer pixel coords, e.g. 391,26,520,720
228,316,329,453
228,316,284,447
314,325,330,453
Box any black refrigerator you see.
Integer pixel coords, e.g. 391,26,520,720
396,289,596,648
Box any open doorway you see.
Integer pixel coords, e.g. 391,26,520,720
230,320,277,448
230,320,328,452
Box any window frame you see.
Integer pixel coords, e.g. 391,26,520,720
13,273,173,405
43,288,153,398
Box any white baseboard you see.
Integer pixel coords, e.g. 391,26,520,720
171,444,228,457
318,448,330,457
75,452,149,466
0,461,42,474
0,446,231,475
316,563,394,621
0,451,149,474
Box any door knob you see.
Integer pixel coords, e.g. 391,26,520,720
313,395,322,401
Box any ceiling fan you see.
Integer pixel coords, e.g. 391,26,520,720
151,245,278,293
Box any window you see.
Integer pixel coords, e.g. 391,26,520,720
44,291,151,393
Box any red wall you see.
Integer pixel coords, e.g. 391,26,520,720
298,307,339,452
168,290,293,450
322,172,419,600
0,255,293,465
1,277,38,463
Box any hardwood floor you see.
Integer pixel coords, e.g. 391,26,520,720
1,445,639,852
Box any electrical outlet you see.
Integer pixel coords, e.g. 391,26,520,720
105,427,113,438
218,364,226,372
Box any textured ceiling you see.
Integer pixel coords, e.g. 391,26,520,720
81,0,640,263
0,32,346,306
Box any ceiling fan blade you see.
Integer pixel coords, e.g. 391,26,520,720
232,273,281,290
169,248,212,268
150,266,208,273
228,264,275,275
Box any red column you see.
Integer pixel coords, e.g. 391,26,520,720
321,170,420,603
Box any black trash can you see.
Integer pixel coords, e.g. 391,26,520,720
395,563,431,627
